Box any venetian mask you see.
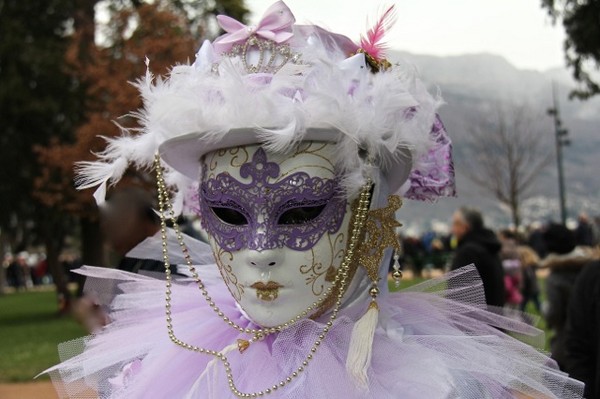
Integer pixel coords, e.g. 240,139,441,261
199,142,358,327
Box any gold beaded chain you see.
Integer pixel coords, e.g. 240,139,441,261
153,154,365,341
153,154,373,397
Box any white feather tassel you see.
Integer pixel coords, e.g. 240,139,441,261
346,300,379,389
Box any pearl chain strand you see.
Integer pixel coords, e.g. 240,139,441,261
154,155,364,339
154,154,373,397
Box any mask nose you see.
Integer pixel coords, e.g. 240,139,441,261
247,249,284,268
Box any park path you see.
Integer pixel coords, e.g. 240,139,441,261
0,381,58,399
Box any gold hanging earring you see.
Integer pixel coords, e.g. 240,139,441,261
391,252,403,288
357,194,403,291
392,239,403,289
346,194,403,388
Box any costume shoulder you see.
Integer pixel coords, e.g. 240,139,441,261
452,242,486,270
43,265,585,398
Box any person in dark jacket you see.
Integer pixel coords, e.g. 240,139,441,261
518,245,541,313
73,187,166,332
540,223,600,370
566,261,600,399
450,207,505,307
575,213,596,247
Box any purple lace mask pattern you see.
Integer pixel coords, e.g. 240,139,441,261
200,148,346,252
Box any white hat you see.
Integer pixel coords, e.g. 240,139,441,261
77,1,455,207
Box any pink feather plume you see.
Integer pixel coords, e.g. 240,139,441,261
360,5,397,61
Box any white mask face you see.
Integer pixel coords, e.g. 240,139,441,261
198,142,354,327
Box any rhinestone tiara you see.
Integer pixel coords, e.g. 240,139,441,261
217,35,304,74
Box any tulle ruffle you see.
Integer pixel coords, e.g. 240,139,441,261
44,265,584,398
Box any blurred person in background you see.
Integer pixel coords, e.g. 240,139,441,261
100,187,163,273
402,235,426,277
429,238,449,272
5,253,18,288
499,230,523,309
575,212,596,247
594,216,600,246
540,223,600,370
73,187,204,332
73,187,163,332
6,252,28,290
450,207,505,307
527,221,547,258
517,245,542,314
565,260,600,399
1,254,11,290
33,254,49,285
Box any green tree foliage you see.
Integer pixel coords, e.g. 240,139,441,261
0,0,248,300
541,0,600,99
0,1,83,242
0,0,84,298
33,0,249,221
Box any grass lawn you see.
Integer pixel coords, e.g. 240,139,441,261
0,289,86,382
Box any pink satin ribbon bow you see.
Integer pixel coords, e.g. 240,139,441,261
212,1,296,54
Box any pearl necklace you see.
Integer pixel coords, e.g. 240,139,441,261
154,154,373,397
154,154,368,340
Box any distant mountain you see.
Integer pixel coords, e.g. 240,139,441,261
387,51,600,233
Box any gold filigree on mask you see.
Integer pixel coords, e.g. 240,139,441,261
228,147,251,168
356,195,403,282
214,246,245,301
324,232,345,283
300,260,329,296
292,142,336,167
311,201,362,320
300,226,346,296
280,142,336,178
207,146,250,173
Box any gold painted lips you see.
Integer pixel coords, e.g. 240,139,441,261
250,281,283,302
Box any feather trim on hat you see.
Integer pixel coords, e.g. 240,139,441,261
76,4,447,207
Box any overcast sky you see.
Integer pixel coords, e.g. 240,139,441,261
247,0,566,71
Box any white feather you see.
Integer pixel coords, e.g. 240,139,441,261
76,23,442,209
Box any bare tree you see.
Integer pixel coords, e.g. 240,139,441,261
462,104,553,227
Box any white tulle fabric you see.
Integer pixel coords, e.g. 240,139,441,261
44,262,584,399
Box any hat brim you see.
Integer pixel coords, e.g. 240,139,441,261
158,127,412,193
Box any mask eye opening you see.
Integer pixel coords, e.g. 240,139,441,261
210,207,249,226
277,204,327,225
